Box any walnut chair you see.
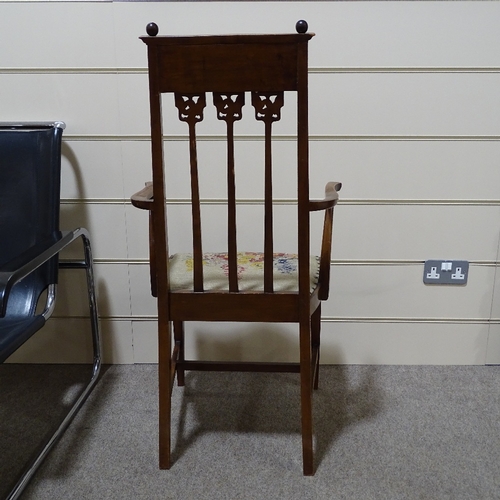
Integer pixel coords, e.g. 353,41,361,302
131,21,341,475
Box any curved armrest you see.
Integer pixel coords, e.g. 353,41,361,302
131,182,154,210
131,182,157,296
311,182,342,301
0,229,86,317
309,181,342,212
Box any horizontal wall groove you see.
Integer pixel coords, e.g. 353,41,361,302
93,258,149,264
91,258,499,266
61,134,500,142
341,199,500,206
331,259,500,267
323,317,500,325
310,67,500,74
61,198,500,206
0,67,144,74
310,135,500,142
52,314,500,324
3,66,500,75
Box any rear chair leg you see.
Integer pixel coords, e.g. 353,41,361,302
173,321,185,386
312,305,321,390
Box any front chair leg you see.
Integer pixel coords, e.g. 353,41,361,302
158,314,172,469
300,318,314,475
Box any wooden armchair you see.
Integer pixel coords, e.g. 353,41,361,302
131,21,341,475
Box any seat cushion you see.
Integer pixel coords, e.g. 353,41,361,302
169,252,320,292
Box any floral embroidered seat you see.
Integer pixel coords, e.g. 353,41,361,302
169,252,320,292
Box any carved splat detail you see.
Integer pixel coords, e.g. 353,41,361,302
251,91,284,123
213,93,245,123
212,92,245,292
174,93,206,124
173,92,206,291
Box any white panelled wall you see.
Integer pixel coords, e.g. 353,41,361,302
2,1,500,365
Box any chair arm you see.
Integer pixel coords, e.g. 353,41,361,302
131,182,154,210
130,182,158,296
311,182,342,301
0,229,85,317
309,181,342,212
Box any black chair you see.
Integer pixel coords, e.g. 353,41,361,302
0,122,101,499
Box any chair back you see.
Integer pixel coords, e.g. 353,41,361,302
141,30,314,296
0,123,64,317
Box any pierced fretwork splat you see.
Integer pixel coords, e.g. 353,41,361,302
214,92,245,292
213,92,245,123
251,91,284,292
174,93,206,124
174,92,207,291
251,91,284,124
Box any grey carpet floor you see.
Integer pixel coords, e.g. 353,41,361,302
2,364,500,499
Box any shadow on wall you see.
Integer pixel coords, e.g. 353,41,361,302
192,324,302,363
57,143,110,362
60,142,91,260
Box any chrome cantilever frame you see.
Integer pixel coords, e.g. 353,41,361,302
6,228,101,500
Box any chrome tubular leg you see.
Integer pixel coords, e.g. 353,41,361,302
81,230,102,376
6,230,102,500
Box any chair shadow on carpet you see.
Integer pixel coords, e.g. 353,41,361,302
0,364,99,498
170,326,384,470
0,363,112,498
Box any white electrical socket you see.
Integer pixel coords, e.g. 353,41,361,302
426,267,440,280
423,260,469,285
452,267,465,280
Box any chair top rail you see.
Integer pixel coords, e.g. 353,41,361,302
140,33,314,46
0,122,65,130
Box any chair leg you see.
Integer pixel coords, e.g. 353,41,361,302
299,318,314,476
311,304,321,390
81,232,101,376
158,315,172,470
173,321,185,386
6,231,101,500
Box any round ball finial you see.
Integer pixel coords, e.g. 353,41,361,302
296,20,308,34
146,23,159,37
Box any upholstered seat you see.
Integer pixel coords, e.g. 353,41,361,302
169,252,320,292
